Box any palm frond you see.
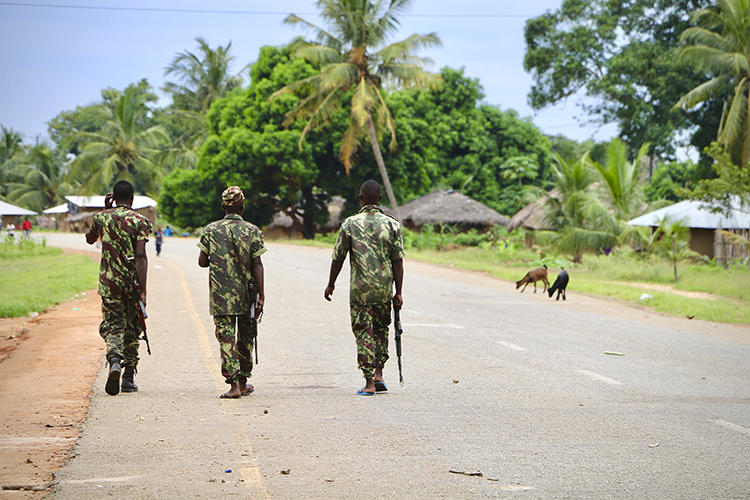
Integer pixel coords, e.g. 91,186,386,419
718,78,748,145
672,76,729,110
284,13,342,50
680,26,735,52
679,46,749,76
293,43,344,65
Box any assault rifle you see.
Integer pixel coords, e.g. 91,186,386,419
134,282,151,355
394,308,404,386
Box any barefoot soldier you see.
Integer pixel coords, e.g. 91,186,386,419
198,186,266,399
325,180,404,396
85,180,152,395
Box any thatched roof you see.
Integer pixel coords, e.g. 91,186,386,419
395,190,509,230
508,195,553,231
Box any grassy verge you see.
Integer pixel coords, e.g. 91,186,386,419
0,238,99,317
406,247,750,324
276,236,749,325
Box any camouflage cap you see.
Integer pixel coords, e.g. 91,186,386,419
222,186,245,206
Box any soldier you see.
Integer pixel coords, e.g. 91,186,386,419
325,180,404,396
85,180,152,396
197,186,266,399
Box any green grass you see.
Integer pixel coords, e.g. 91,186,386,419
406,247,750,324
0,238,99,317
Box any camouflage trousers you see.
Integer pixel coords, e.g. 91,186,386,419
99,297,140,368
350,302,390,379
213,314,255,384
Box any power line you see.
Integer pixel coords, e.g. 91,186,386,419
0,2,533,19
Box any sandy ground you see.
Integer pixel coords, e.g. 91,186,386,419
0,291,103,496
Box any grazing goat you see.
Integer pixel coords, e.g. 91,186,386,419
547,268,569,301
515,265,549,293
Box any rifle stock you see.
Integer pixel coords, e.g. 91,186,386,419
394,308,404,386
134,282,151,355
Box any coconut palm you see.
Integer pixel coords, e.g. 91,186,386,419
1,125,23,164
4,144,73,212
164,37,245,114
654,216,699,281
273,0,442,213
588,139,649,222
69,86,168,194
673,0,750,165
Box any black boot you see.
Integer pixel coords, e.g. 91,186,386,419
121,366,138,392
105,357,121,395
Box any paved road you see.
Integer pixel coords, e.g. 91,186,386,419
39,233,750,498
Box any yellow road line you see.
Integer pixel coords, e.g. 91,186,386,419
164,258,269,497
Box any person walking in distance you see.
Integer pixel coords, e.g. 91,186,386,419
325,180,404,396
198,186,266,399
154,226,164,256
85,180,152,395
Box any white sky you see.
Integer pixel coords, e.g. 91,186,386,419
0,0,617,144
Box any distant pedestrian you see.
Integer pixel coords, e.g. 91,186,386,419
198,186,266,399
325,180,404,396
22,219,31,239
154,227,164,256
7,223,15,239
85,180,152,395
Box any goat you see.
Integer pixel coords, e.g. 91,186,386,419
547,268,569,301
515,265,549,293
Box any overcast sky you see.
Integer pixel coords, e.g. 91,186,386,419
0,0,617,144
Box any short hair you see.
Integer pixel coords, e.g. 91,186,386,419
113,180,134,203
360,179,381,204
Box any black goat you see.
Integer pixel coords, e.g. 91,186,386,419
547,269,569,300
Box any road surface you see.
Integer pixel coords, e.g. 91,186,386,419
37,233,750,498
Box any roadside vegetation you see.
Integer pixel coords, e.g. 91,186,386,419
0,238,98,317
282,224,750,325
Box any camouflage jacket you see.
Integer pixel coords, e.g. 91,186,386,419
92,206,153,299
332,205,404,305
197,214,266,316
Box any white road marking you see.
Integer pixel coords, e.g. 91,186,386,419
577,369,623,385
498,341,527,351
61,476,143,484
403,323,466,330
711,419,750,436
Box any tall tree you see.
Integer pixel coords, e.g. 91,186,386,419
524,0,715,161
673,0,750,166
164,37,245,113
3,143,72,212
69,83,168,194
273,0,442,214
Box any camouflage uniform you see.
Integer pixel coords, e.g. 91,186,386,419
197,197,266,385
92,206,153,369
332,205,405,379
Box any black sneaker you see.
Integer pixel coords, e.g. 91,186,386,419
121,367,138,393
105,358,121,395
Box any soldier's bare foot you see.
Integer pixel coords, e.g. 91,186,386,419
220,382,242,399
357,378,376,395
241,382,254,396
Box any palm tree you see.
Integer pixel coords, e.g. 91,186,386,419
673,0,750,165
164,37,245,114
544,152,619,262
1,125,23,164
588,139,649,222
69,86,168,193
273,0,442,214
654,216,698,281
4,144,73,212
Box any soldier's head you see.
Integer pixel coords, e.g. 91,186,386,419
359,179,381,207
222,185,245,214
112,180,134,206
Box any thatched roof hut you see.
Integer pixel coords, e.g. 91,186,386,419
395,190,509,230
508,190,559,231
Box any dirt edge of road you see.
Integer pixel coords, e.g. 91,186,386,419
0,291,103,497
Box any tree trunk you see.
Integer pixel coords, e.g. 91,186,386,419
366,115,400,220
672,239,678,282
301,184,316,240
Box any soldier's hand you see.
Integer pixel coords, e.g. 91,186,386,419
392,293,403,310
140,290,147,308
104,193,115,209
324,284,335,301
256,294,264,315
